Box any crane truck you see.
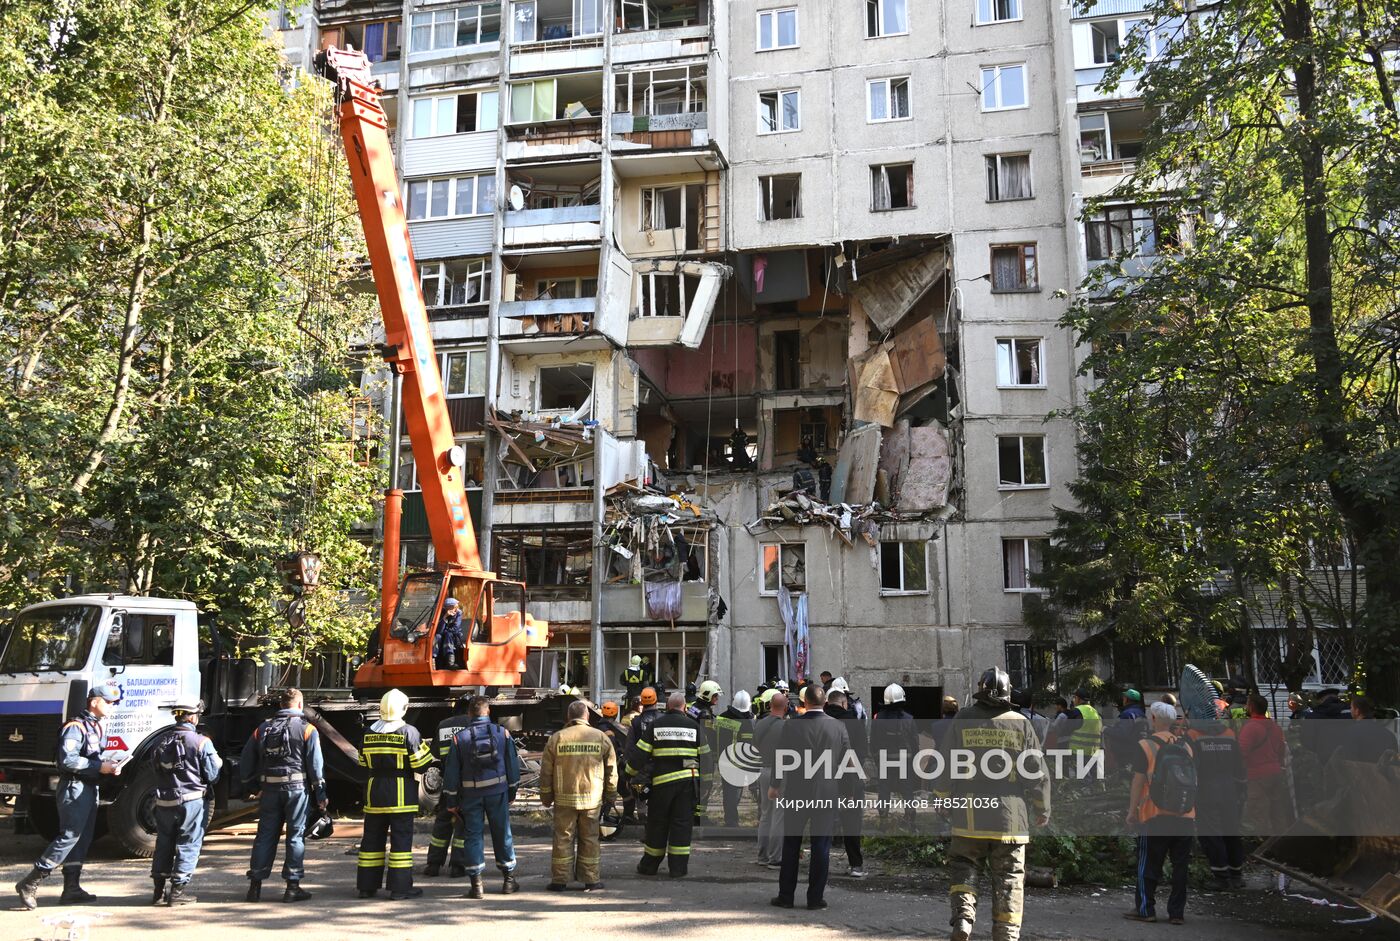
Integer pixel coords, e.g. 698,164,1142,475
0,46,560,856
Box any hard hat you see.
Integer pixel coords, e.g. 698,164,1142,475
1211,679,1226,695
169,701,204,717
380,688,408,722
759,689,778,704
774,679,790,692
444,597,460,608
829,677,850,693
629,655,641,668
601,701,619,718
732,690,752,712
639,687,657,705
978,667,1012,704
307,812,335,840
686,682,697,697
87,684,121,703
698,680,722,701
599,804,624,842
883,683,906,704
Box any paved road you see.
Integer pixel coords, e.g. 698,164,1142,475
1,818,1393,940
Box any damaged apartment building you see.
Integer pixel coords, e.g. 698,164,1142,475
277,0,1083,710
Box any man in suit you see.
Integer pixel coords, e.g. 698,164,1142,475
768,684,854,911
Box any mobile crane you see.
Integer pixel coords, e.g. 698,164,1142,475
0,47,558,857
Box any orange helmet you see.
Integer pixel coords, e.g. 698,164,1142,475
601,700,619,718
639,687,658,706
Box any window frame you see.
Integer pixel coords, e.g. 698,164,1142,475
757,88,801,134
976,0,1022,25
420,257,492,308
990,242,1039,292
867,76,912,123
879,540,930,596
995,337,1046,389
409,3,502,52
757,7,799,51
1005,640,1056,691
759,543,807,596
997,434,1049,490
985,152,1033,201
408,89,500,139
864,0,910,38
980,63,1028,112
636,270,700,318
758,174,802,221
1002,537,1048,592
405,173,498,221
442,348,489,398
871,163,915,211
533,276,598,300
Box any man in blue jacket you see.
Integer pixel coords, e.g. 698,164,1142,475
444,698,522,899
151,701,223,905
240,688,325,903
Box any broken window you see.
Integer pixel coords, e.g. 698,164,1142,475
534,277,597,300
537,364,593,411
980,63,1026,110
421,258,492,307
760,544,806,595
758,89,800,133
615,65,707,116
986,153,1032,201
977,0,1020,23
1084,205,1179,260
880,541,928,594
1090,20,1121,64
773,330,801,389
1002,537,1046,591
330,20,402,62
443,349,488,397
1005,641,1055,691
493,528,592,588
871,164,914,211
998,435,1047,487
757,7,798,50
868,77,910,122
990,243,1038,291
637,271,698,317
641,185,683,230
759,175,801,220
865,0,908,37
995,338,1043,387
410,4,502,50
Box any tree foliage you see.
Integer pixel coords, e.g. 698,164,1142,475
0,0,381,657
1034,0,1397,696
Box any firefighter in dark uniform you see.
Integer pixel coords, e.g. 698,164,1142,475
629,691,711,878
715,690,755,827
622,687,662,819
358,689,434,899
14,685,124,910
425,695,475,877
150,701,223,905
688,680,722,821
620,655,649,701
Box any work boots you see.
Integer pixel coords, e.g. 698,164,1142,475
283,881,312,902
246,879,262,902
423,863,441,877
466,875,484,899
167,882,197,905
14,866,49,910
502,872,519,894
59,867,97,903
152,877,167,905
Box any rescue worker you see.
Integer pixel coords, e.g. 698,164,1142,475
445,697,522,898
829,677,868,722
716,690,755,826
357,689,434,900
434,597,465,669
1187,710,1246,890
630,691,710,877
14,684,124,910
621,697,643,729
623,687,662,820
425,695,476,878
541,699,619,891
689,680,722,822
937,667,1050,941
871,683,920,825
1065,688,1104,758
1125,701,1196,924
620,655,649,701
824,689,868,878
150,701,223,905
241,688,325,903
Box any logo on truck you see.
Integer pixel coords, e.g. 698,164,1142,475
7,729,22,743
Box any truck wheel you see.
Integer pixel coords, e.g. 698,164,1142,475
25,796,59,841
107,762,159,858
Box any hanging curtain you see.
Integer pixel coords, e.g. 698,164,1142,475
534,79,555,121
991,249,1020,288
873,166,891,210
777,585,810,683
999,157,1031,199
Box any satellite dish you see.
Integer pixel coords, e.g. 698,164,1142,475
509,185,525,211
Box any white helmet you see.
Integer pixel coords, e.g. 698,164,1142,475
380,688,409,722
829,677,850,693
732,690,752,712
698,680,723,702
883,683,906,704
774,679,790,691
629,655,641,668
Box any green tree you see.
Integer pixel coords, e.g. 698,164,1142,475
0,0,381,658
1037,0,1396,696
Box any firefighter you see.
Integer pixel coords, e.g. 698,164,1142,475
445,697,522,898
630,691,710,878
541,700,619,891
150,701,223,905
937,667,1050,941
14,685,124,910
357,689,434,900
434,597,465,669
620,655,649,700
241,687,325,903
1066,688,1104,757
871,683,919,826
623,687,661,820
425,695,476,878
716,690,755,826
689,680,722,821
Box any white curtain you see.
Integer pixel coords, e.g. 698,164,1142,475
999,156,1031,199
873,166,892,210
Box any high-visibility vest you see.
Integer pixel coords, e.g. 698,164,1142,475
1067,704,1103,754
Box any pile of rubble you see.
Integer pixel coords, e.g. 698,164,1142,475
744,486,912,547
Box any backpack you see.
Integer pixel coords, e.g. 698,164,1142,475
260,715,299,763
156,729,191,775
466,724,499,771
1146,735,1197,816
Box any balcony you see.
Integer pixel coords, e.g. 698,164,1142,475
1078,104,1151,195
507,0,606,72
615,0,707,35
502,162,602,246
503,204,602,247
